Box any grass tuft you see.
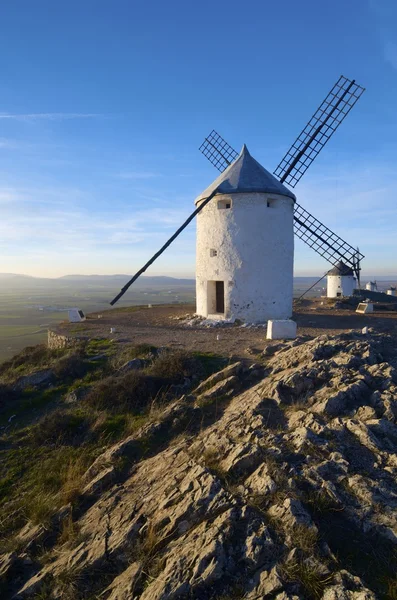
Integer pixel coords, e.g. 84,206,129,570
281,559,333,600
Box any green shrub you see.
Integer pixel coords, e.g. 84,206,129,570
111,343,157,369
83,371,165,413
149,351,202,382
53,352,87,381
28,411,90,446
0,345,51,376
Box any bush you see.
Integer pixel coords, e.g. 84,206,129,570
53,352,88,381
0,344,52,376
83,371,166,413
149,351,202,382
29,411,90,446
111,343,157,370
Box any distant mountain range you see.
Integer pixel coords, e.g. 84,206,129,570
1,273,396,285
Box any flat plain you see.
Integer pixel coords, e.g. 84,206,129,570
0,275,196,362
1,274,395,363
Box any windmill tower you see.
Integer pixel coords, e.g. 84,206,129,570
366,281,377,292
326,261,356,298
111,76,365,317
195,145,295,321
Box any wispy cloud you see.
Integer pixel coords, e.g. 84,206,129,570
0,185,190,252
0,113,101,121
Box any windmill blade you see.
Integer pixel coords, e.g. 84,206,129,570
274,75,365,187
198,130,364,278
294,202,364,278
110,187,220,305
199,130,239,172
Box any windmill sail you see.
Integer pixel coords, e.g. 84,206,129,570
273,76,365,187
110,188,220,305
199,130,239,172
293,203,364,277
199,124,364,278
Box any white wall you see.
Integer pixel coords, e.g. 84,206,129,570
195,192,294,322
327,275,356,298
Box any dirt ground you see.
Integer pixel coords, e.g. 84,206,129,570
52,297,397,359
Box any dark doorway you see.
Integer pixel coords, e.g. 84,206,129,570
216,281,225,313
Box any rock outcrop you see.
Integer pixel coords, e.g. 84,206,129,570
4,330,397,599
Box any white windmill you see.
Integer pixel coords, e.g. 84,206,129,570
195,145,295,321
326,261,356,298
111,76,365,326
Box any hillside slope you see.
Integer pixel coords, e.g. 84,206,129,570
1,331,397,599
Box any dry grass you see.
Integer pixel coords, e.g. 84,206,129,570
386,578,397,600
290,524,319,554
201,447,227,481
60,458,88,505
58,513,81,547
26,492,55,526
281,558,333,599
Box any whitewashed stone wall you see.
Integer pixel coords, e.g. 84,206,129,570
327,275,356,298
195,192,294,322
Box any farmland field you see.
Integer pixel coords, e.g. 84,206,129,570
0,275,196,363
0,274,395,363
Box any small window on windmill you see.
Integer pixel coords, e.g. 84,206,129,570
218,199,231,210
210,249,217,257
267,199,276,208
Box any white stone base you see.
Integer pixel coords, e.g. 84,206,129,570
356,303,374,314
266,319,297,340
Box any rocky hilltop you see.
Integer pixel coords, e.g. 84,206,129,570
1,329,397,599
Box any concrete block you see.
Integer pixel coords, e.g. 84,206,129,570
267,320,297,340
356,303,373,314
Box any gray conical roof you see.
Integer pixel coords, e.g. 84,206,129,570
327,261,354,276
195,144,296,204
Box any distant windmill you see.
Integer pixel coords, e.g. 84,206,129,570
111,75,365,322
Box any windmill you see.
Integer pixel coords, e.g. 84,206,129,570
111,75,365,319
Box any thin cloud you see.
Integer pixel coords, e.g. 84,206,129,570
0,113,102,121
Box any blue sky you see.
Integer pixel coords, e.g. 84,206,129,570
1,0,397,278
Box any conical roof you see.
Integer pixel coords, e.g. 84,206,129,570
327,261,354,276
195,145,296,204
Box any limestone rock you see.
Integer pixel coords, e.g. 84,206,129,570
13,369,53,391
196,375,240,404
193,361,243,395
118,358,144,372
10,330,397,600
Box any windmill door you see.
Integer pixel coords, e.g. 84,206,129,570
215,281,225,313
